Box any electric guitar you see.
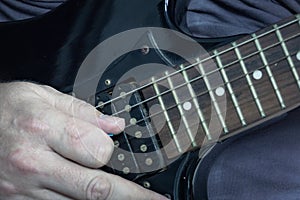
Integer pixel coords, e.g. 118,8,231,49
0,1,299,199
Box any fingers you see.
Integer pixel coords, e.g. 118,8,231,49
103,173,169,200
40,152,168,200
30,189,73,200
39,106,114,168
42,85,125,134
4,190,73,200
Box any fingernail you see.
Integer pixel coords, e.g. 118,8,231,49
99,115,125,129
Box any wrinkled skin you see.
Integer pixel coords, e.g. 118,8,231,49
0,82,168,200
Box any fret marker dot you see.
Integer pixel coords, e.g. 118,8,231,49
124,105,131,112
297,51,300,61
130,118,137,125
120,92,127,99
183,102,192,111
215,87,225,97
253,70,263,80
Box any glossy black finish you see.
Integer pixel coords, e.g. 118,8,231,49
0,0,167,92
0,1,223,199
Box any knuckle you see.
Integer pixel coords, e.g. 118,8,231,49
86,176,111,200
75,99,95,115
66,119,87,146
15,117,50,135
0,181,17,196
8,148,40,175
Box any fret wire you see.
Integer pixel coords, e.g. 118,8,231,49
214,50,247,126
116,53,298,149
101,16,300,152
107,32,300,118
151,77,182,153
233,42,266,117
252,33,286,109
95,17,300,110
197,58,229,133
165,71,197,147
180,64,212,140
122,52,295,131
274,24,300,90
220,34,299,76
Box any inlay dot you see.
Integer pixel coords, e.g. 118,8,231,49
253,70,263,80
120,92,127,99
145,158,153,166
114,140,120,147
124,105,131,112
135,131,142,138
118,154,125,161
297,51,300,61
123,167,130,174
140,144,148,152
215,87,225,97
183,102,192,111
130,118,137,125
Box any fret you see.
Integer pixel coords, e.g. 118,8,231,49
214,50,247,126
274,24,300,89
252,33,286,109
197,58,229,134
179,65,212,140
151,77,182,153
165,70,197,147
233,42,266,117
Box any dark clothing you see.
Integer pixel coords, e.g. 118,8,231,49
184,0,300,38
0,0,66,22
0,1,299,199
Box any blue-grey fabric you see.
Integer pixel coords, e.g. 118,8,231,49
0,0,66,22
185,0,300,38
206,108,300,200
0,1,299,199
184,0,300,199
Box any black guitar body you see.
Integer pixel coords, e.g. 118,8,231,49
0,1,290,199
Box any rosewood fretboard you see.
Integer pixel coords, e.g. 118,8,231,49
138,14,300,158
105,14,300,175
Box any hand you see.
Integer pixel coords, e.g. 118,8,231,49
0,82,168,200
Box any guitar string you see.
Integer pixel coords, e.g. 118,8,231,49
110,69,298,153
103,34,299,148
112,51,298,132
94,17,299,110
111,80,298,153
101,32,300,119
107,33,300,117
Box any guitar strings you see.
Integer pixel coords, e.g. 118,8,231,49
113,51,298,132
108,33,299,117
101,33,300,148
96,17,300,154
109,62,298,150
94,17,299,110
103,49,299,150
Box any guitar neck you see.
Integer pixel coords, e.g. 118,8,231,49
139,14,300,158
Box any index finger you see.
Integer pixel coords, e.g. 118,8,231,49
41,85,125,134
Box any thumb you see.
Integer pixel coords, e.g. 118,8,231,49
101,172,169,200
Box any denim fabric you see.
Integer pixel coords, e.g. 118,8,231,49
0,0,66,22
206,108,300,200
185,1,300,199
185,0,300,38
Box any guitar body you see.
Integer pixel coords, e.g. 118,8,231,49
0,1,299,200
0,0,211,199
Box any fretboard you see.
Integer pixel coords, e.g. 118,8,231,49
140,14,300,158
